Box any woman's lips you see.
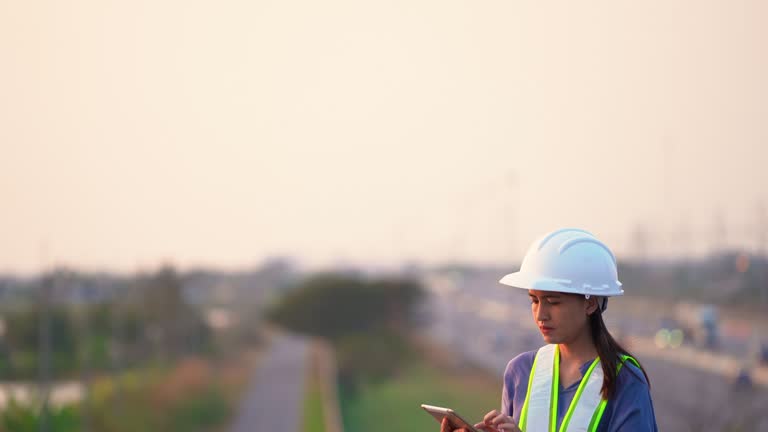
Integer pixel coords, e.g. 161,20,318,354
539,326,554,334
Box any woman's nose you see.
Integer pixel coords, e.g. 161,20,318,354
535,304,549,321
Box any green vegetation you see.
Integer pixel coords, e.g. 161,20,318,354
340,354,500,432
267,273,425,392
267,272,500,432
267,274,424,339
0,402,80,432
0,357,244,432
302,364,326,432
0,264,271,432
87,359,236,432
166,388,229,432
0,266,213,380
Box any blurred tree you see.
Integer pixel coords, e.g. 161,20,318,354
3,306,77,379
139,266,212,361
0,267,216,381
266,273,425,391
266,274,424,340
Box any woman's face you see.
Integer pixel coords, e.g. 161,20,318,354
528,290,597,344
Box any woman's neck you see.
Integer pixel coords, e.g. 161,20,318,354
558,330,598,367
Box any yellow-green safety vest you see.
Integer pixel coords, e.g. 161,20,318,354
518,344,639,432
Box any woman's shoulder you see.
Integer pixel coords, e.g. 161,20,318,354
617,358,650,388
504,350,537,379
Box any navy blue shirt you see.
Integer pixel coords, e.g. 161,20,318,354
502,350,658,432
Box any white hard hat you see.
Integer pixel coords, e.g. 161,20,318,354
499,228,624,299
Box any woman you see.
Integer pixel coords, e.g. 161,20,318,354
441,228,658,432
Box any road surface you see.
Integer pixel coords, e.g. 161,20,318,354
229,333,309,432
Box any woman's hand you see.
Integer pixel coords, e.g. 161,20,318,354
437,410,521,432
440,417,470,432
472,410,521,432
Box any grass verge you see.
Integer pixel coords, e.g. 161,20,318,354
339,340,502,432
302,357,326,432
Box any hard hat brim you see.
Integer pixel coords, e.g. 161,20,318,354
499,272,624,296
499,272,575,293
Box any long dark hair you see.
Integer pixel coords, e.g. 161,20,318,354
589,308,651,400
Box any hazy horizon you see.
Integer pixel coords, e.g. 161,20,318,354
2,0,766,275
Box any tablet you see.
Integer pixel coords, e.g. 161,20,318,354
421,404,480,432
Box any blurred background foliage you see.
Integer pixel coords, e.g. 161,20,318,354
267,273,424,392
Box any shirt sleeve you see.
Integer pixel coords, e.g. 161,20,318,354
606,366,659,432
501,359,514,416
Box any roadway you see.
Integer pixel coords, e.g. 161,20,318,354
229,332,309,432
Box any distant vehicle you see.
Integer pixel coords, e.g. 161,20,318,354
746,331,767,367
732,367,753,391
759,341,768,366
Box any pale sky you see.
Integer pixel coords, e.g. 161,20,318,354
1,0,767,274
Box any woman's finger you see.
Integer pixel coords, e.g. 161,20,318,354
474,422,493,431
496,422,521,432
482,410,500,424
440,417,453,432
492,413,510,426
440,417,468,432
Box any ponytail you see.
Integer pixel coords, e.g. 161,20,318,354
589,309,651,400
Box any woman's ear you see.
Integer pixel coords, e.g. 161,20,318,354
585,296,599,315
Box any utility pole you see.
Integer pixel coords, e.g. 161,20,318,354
677,218,692,290
37,272,52,432
110,278,124,412
507,170,518,262
78,280,93,432
631,223,649,265
712,209,727,255
757,201,767,304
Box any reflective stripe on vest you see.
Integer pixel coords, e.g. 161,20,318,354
518,345,638,432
